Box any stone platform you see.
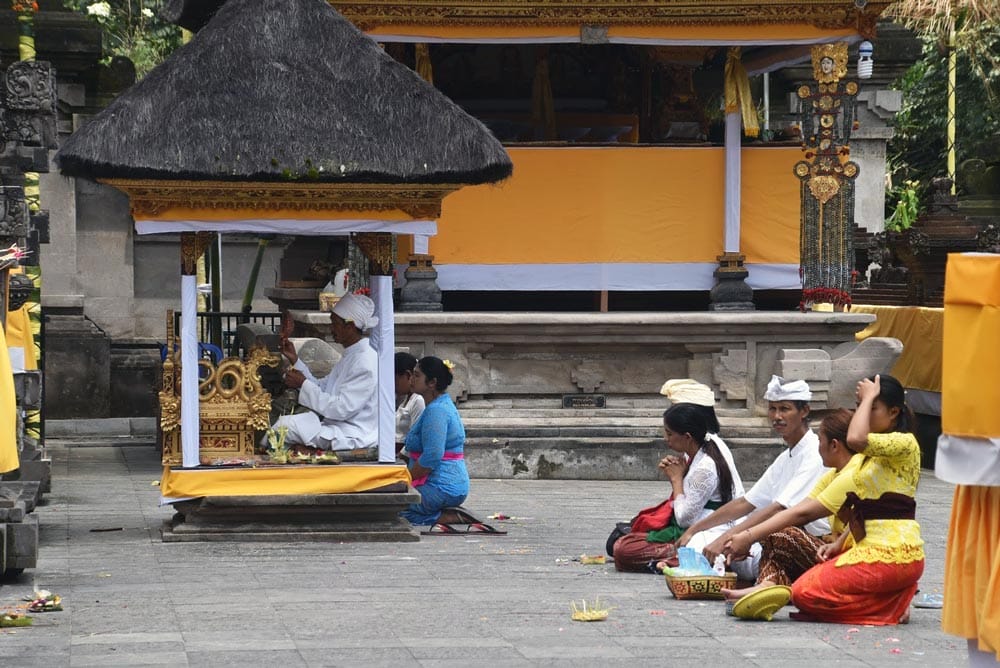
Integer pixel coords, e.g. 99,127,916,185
162,485,422,542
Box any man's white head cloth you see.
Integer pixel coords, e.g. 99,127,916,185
331,293,378,331
659,378,715,407
764,375,812,402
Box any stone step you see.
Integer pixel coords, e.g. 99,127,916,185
464,436,783,481
459,397,753,417
463,422,775,439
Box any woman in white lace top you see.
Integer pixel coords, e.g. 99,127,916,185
662,403,746,528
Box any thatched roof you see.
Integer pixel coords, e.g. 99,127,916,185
56,0,511,185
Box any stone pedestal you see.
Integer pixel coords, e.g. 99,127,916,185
43,310,111,419
398,253,443,312
708,253,755,311
162,487,421,542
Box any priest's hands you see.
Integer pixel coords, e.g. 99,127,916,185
281,337,298,366
283,368,305,389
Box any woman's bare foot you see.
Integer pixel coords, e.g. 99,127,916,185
721,581,774,601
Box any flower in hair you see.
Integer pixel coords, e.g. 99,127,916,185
442,359,455,370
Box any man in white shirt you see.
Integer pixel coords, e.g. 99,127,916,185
267,293,378,452
677,375,829,580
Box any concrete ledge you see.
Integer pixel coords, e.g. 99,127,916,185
162,490,422,543
46,417,156,439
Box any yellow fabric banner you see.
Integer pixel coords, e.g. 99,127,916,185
0,325,18,474
160,464,412,499
852,305,943,393
942,253,1000,438
436,146,800,265
5,304,36,371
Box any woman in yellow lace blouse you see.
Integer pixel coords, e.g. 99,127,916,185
790,374,924,625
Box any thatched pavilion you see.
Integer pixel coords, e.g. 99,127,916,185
55,0,510,531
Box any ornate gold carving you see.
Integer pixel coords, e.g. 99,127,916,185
160,309,281,466
808,174,840,204
353,232,395,275
811,42,849,84
180,232,214,275
100,179,460,221
331,1,888,30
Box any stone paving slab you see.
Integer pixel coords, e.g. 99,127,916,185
0,442,967,667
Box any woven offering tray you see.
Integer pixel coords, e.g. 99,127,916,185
664,572,737,600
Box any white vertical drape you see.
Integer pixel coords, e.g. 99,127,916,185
180,274,200,468
413,234,429,255
369,275,396,463
724,112,742,254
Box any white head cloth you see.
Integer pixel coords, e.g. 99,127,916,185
659,378,715,407
764,375,812,402
331,293,379,331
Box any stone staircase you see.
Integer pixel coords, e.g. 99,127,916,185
458,397,783,482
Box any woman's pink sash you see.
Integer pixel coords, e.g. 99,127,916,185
411,451,464,487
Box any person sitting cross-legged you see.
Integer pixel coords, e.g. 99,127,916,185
267,293,378,453
678,375,829,581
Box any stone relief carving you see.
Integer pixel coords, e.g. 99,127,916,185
0,185,28,239
571,361,605,393
3,60,57,149
713,348,748,401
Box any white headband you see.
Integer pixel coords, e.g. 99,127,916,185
331,292,378,331
764,375,812,402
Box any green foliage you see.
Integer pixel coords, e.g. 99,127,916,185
886,30,1000,215
886,180,922,231
61,0,183,77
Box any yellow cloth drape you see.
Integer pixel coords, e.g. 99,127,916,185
0,324,19,474
942,485,1000,659
724,47,759,139
5,303,36,371
941,253,1000,438
852,305,943,393
160,464,411,499
436,146,800,265
414,43,433,84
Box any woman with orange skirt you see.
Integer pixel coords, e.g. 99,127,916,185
790,374,924,625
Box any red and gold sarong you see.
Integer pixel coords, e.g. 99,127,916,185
791,557,923,625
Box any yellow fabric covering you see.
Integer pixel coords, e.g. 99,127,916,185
941,253,1000,438
5,303,36,370
160,464,411,499
852,305,943,393
436,146,800,265
0,325,18,474
942,485,1000,659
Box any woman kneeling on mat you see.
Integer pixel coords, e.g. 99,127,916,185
400,356,471,528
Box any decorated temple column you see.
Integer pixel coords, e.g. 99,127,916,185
353,231,397,462
179,232,211,468
710,48,755,311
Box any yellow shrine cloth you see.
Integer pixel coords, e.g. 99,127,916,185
160,464,411,500
852,305,942,393
0,325,18,474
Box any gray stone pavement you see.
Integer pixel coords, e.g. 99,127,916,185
0,441,966,667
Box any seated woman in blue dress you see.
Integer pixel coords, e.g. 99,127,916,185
400,356,471,527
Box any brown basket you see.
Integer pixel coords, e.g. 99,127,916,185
664,572,737,600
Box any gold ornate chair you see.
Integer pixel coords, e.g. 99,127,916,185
159,311,280,466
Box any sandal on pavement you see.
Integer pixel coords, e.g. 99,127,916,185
421,521,507,536
731,585,792,621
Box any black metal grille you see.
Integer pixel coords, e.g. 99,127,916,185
172,311,282,359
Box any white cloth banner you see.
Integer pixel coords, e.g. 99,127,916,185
180,274,200,468
135,219,437,237
433,262,801,291
369,275,396,463
724,112,741,254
